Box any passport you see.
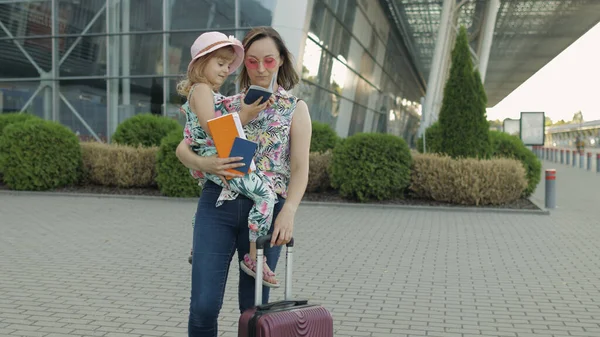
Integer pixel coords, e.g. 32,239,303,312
228,137,258,175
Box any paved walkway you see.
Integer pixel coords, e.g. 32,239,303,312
1,158,599,337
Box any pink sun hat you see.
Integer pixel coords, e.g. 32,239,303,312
187,32,244,75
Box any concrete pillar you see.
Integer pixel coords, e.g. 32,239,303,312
422,0,454,129
477,0,500,83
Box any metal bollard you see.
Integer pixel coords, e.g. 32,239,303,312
573,150,577,167
545,169,556,209
560,149,564,164
566,150,570,165
580,151,584,168
597,153,600,173
588,152,592,171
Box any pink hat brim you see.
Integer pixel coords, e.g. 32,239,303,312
187,41,245,75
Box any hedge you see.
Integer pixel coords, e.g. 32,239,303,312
310,121,339,153
0,119,82,190
112,113,181,147
306,150,332,193
0,113,41,136
155,128,203,197
80,141,157,188
489,130,541,197
330,132,412,202
409,153,527,205
416,121,442,154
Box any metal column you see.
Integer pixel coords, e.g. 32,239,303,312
422,0,454,130
50,0,60,122
106,0,120,142
234,0,241,93
122,0,131,106
162,0,170,116
478,0,500,83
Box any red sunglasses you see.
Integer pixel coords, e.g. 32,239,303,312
244,57,278,70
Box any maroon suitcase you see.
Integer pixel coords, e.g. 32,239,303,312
238,235,334,337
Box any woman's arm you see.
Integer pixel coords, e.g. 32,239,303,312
175,140,245,184
270,100,312,247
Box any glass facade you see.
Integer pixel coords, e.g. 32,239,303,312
296,0,424,146
0,0,424,146
0,0,275,142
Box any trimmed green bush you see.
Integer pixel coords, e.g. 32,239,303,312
0,119,82,190
310,121,339,153
112,113,181,147
330,132,412,202
0,113,40,136
155,127,202,197
416,121,442,154
489,130,541,197
438,26,490,159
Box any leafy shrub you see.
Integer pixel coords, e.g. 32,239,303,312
416,121,442,154
438,26,490,159
112,113,181,147
80,141,157,188
489,130,541,197
0,113,40,136
307,150,332,193
330,133,412,202
310,121,339,153
0,119,81,190
155,127,202,197
409,153,527,205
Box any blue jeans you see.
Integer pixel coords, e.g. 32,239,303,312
188,180,284,337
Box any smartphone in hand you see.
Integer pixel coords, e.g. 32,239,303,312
243,85,273,105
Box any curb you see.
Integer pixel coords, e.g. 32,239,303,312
0,189,199,203
300,200,550,215
527,194,551,214
0,189,550,215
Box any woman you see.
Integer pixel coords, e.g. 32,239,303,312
175,27,312,337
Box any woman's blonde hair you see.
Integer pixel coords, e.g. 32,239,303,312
176,45,236,97
238,27,299,91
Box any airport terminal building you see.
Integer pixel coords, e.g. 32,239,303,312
1,0,599,146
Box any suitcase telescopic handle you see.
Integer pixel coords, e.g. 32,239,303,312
256,235,294,249
255,234,294,307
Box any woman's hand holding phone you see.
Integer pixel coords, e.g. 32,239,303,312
239,94,274,124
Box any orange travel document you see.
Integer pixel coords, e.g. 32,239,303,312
206,112,256,178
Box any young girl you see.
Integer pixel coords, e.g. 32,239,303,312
176,31,280,288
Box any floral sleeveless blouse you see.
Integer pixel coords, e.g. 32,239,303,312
182,85,298,204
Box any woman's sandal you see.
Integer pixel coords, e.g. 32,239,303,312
240,253,280,288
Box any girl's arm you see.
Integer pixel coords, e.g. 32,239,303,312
270,100,312,247
188,83,217,135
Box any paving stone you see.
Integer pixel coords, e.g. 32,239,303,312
1,161,599,336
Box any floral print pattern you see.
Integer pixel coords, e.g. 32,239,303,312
181,84,297,241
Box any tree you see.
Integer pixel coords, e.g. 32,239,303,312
545,117,553,126
438,25,489,159
572,111,584,124
472,69,491,156
554,119,568,126
488,119,502,130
